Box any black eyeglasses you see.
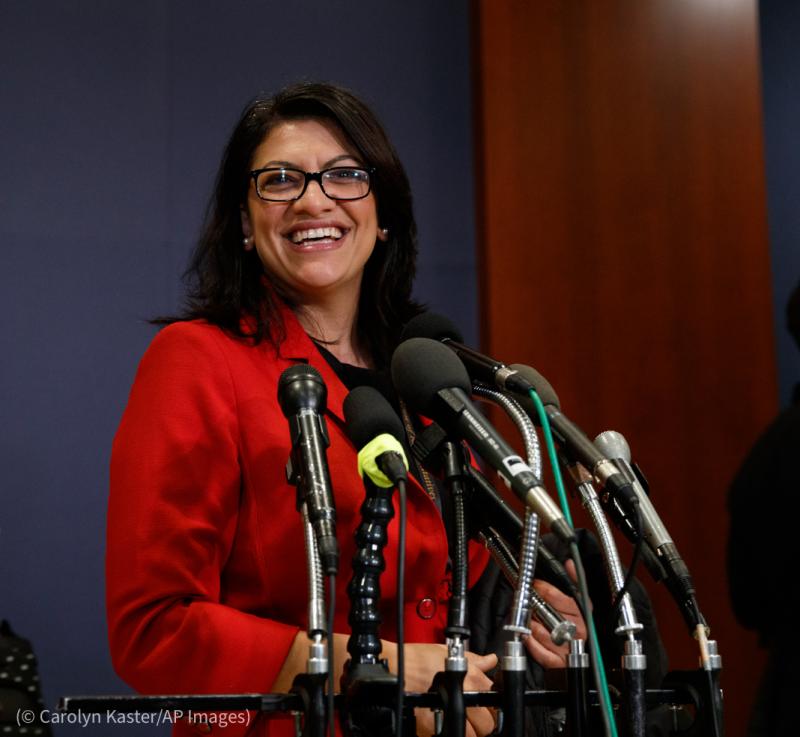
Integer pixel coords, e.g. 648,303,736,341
250,166,374,202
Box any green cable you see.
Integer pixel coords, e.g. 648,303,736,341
527,389,573,528
527,389,619,737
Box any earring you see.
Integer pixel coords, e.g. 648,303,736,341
379,228,389,239
243,236,253,249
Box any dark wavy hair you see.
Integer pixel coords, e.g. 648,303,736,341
167,81,422,368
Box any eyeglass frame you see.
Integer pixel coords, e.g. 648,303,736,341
249,165,376,202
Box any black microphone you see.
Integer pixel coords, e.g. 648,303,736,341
278,365,339,575
343,386,409,486
342,385,411,732
401,313,638,510
401,312,534,395
391,337,575,544
505,363,639,511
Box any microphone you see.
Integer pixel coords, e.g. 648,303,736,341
401,312,533,395
342,386,413,737
391,337,575,544
400,312,638,510
506,363,639,510
278,365,339,575
594,430,700,626
594,431,673,551
343,387,409,486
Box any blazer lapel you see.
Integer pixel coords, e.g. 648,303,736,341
273,299,348,424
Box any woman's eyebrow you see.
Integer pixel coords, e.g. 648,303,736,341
258,154,361,169
324,154,361,168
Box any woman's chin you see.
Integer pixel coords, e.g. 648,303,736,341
286,270,361,302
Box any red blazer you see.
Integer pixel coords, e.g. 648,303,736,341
107,301,488,737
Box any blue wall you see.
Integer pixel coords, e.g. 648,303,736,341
0,3,475,734
760,0,800,405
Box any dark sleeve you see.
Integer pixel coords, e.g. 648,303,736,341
727,404,800,640
468,558,554,735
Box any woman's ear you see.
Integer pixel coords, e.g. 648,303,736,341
377,226,389,242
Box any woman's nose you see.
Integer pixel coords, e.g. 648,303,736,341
292,179,334,214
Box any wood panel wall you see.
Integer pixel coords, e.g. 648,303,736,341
472,1,776,733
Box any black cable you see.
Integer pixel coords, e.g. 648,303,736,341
609,500,644,625
327,573,336,737
569,540,615,737
396,478,407,735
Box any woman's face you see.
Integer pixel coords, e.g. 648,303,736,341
242,118,385,306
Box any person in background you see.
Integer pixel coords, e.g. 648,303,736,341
728,278,800,737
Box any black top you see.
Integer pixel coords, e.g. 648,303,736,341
314,342,398,409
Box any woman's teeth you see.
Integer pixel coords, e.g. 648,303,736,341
289,226,344,245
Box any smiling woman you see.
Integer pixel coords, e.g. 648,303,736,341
174,82,421,369
106,82,505,737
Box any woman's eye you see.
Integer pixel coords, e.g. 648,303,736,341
263,170,301,188
328,168,364,181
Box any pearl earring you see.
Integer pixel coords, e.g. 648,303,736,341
243,236,253,249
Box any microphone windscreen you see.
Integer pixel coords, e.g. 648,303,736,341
400,311,465,344
507,363,560,408
343,386,405,450
391,337,472,416
277,364,326,416
594,430,632,463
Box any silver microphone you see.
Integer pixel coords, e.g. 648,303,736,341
594,430,673,552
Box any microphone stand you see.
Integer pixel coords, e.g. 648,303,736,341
498,508,540,737
694,626,725,737
565,638,590,737
340,476,412,737
282,411,335,737
564,460,646,737
285,497,330,736
430,439,471,737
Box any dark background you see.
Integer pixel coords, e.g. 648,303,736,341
761,0,800,402
1,1,797,736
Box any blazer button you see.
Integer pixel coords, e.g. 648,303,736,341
417,597,436,619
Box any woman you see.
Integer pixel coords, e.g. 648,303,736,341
107,82,583,737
